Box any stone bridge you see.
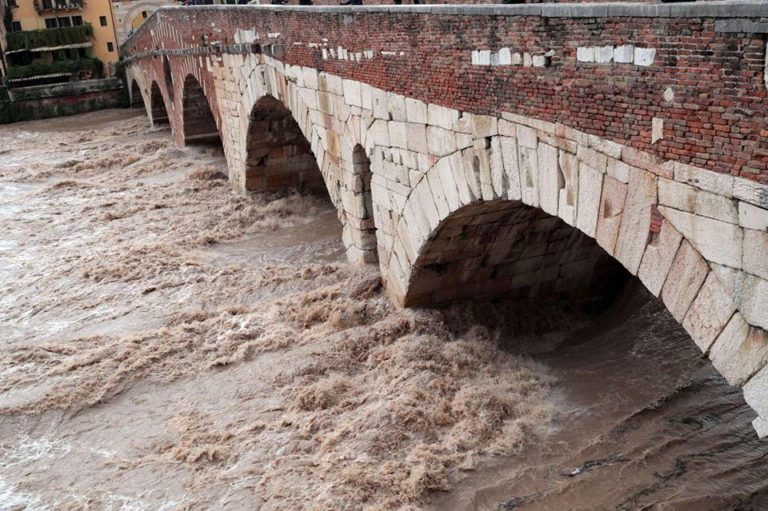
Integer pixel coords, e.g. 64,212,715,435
121,2,768,437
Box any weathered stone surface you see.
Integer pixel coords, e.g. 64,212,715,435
405,98,427,124
595,175,627,255
735,273,768,332
683,272,736,352
739,201,768,231
538,142,560,216
744,228,768,280
661,240,709,322
709,313,768,386
615,167,656,274
517,124,538,149
558,150,579,226
342,79,362,107
659,206,743,268
427,103,459,131
518,146,539,207
500,136,521,201
575,163,603,238
744,365,768,419
606,158,630,183
388,121,408,149
659,179,738,224
426,125,457,157
405,123,428,154
674,162,734,197
733,176,768,209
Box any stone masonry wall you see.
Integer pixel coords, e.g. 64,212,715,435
122,3,768,437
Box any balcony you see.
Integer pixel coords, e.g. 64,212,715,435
34,0,85,14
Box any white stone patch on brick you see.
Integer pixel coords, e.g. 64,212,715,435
498,47,512,66
614,44,634,63
532,55,547,67
267,32,280,38
364,50,374,59
634,47,656,67
576,46,594,63
471,49,491,66
663,87,674,102
652,117,664,144
595,46,613,64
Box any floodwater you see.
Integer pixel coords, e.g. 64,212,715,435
0,109,765,510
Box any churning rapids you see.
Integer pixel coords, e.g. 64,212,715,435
0,109,766,510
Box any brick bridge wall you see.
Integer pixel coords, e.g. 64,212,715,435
122,2,768,437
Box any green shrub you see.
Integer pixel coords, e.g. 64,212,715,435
6,58,102,80
6,24,94,52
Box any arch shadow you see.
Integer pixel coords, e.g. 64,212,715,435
149,81,170,126
182,74,221,146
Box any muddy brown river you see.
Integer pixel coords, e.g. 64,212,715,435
0,110,766,510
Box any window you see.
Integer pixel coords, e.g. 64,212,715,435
8,0,17,7
99,16,107,27
11,21,21,32
72,16,83,26
45,18,58,28
107,42,114,52
57,17,71,27
141,11,148,19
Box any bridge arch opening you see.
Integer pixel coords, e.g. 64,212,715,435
244,94,325,193
182,74,221,146
149,81,169,126
351,144,378,263
402,199,631,315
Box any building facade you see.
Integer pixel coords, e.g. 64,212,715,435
4,0,119,86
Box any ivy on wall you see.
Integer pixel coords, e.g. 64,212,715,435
6,57,102,80
6,24,94,52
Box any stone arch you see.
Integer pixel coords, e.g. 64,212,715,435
149,81,170,126
182,74,221,145
385,124,767,436
243,94,324,193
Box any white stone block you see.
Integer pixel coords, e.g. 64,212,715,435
595,46,613,64
634,47,656,67
739,201,768,231
532,55,547,67
372,87,389,120
472,49,491,66
558,150,579,226
614,44,634,63
709,313,768,386
511,52,522,66
405,123,428,154
388,121,408,149
426,126,457,157
518,146,539,207
500,136,521,201
659,206,743,268
523,52,532,67
734,176,768,209
576,47,594,63
744,365,768,418
652,117,664,144
342,79,362,107
498,47,512,66
387,93,407,122
538,143,560,216
405,98,428,124
638,219,683,297
683,272,736,353
615,167,657,274
606,158,631,183
517,124,538,149
575,163,603,238
744,229,768,280
674,162,733,197
661,240,709,322
427,103,459,130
